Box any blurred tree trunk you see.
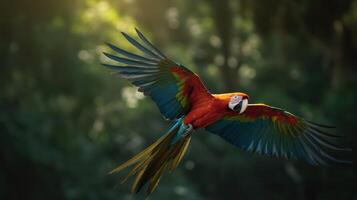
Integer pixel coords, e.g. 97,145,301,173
210,0,239,91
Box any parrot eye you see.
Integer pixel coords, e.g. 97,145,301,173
228,96,248,114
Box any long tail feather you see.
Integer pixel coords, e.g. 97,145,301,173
108,132,169,174
110,120,192,195
170,136,191,171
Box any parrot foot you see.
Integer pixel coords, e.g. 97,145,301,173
182,124,193,137
187,123,193,132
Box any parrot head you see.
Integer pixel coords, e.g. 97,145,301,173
228,94,249,114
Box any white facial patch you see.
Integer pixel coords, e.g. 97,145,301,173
228,96,242,110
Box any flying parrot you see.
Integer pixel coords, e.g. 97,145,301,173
103,29,351,195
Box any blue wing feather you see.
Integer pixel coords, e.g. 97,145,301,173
121,32,161,60
103,52,157,66
135,28,167,59
106,42,158,63
206,105,351,165
103,29,211,120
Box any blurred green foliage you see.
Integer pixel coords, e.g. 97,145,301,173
1,0,356,199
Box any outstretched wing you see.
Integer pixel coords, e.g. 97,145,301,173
206,104,351,165
103,29,211,120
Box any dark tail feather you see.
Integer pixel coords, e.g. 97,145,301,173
109,122,192,195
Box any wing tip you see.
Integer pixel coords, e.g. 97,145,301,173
105,42,120,51
102,51,112,58
306,120,336,129
134,27,140,34
104,41,113,47
121,31,131,40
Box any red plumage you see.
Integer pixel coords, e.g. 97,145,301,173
104,29,351,196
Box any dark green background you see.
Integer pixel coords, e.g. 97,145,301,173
1,0,356,199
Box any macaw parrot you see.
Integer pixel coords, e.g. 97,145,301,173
103,29,351,195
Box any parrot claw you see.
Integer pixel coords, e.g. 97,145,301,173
183,124,193,137
187,123,193,132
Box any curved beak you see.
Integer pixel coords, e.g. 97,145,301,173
239,98,248,114
228,100,240,111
